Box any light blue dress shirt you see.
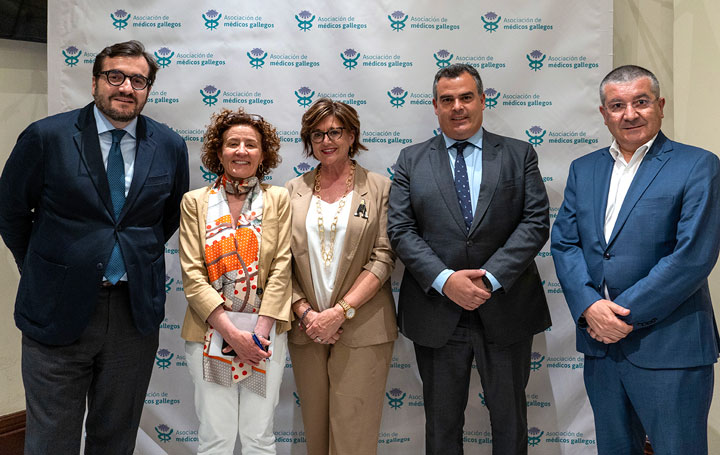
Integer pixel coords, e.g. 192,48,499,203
431,128,502,294
94,105,137,281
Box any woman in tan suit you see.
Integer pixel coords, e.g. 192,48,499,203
286,98,397,455
179,108,291,454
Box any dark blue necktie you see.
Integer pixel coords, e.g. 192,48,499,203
105,129,127,284
453,141,473,230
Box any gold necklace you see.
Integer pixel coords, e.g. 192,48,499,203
314,161,356,268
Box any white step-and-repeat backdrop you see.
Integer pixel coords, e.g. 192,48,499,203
48,1,612,453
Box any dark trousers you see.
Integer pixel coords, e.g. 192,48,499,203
414,310,533,455
22,283,159,455
585,344,713,455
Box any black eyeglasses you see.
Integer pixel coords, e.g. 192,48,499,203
96,70,151,90
310,127,345,143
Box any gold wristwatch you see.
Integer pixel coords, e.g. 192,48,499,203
337,299,356,319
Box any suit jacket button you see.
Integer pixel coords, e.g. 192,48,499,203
256,287,263,295
466,240,473,246
96,263,104,270
603,252,611,259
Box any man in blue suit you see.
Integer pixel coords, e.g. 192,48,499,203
551,65,720,454
0,41,189,454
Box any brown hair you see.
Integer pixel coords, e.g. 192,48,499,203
300,97,367,158
93,40,160,86
201,108,281,179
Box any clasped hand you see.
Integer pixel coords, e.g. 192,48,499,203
583,299,633,344
443,269,492,310
223,330,271,366
303,307,343,344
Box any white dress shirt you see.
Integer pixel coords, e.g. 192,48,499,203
604,135,657,242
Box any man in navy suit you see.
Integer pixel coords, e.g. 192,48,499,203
551,65,720,454
388,63,550,454
0,40,189,454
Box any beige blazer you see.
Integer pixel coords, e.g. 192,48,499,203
179,184,292,343
286,165,398,347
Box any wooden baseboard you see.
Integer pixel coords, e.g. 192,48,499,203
0,410,25,455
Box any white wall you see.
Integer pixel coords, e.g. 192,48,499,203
0,38,47,414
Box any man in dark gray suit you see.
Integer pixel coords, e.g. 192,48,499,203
387,63,551,455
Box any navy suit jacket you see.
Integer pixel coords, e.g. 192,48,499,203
388,130,551,348
551,131,720,368
0,103,189,345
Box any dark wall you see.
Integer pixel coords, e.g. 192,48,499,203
0,0,47,43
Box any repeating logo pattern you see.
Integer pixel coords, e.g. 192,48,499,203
111,9,131,30
484,88,500,109
247,48,268,69
155,348,174,369
388,87,407,108
295,86,315,108
481,12,501,32
386,163,397,180
200,85,220,106
203,9,222,30
296,10,315,31
530,351,545,371
526,125,546,146
200,166,217,183
293,162,314,176
340,48,360,70
386,388,406,409
155,47,174,68
62,46,82,67
155,424,173,443
165,275,174,294
433,49,453,68
527,49,546,71
528,427,545,447
388,10,408,31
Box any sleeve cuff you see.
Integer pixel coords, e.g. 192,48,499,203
431,269,454,295
484,271,502,292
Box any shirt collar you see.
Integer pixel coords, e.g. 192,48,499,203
608,133,658,167
442,128,484,153
93,104,137,139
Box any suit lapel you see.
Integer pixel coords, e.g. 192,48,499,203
430,136,468,232
469,130,501,235
74,104,114,217
330,165,370,301
607,132,672,246
593,149,613,249
122,116,156,221
290,171,319,306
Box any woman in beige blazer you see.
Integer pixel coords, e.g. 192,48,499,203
180,108,291,454
286,98,397,455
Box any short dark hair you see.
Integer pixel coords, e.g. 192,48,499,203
300,98,368,158
599,65,660,105
201,108,281,180
433,63,483,100
93,40,160,86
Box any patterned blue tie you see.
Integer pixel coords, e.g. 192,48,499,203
453,141,473,230
105,129,127,284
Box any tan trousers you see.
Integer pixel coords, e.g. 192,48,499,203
288,340,394,455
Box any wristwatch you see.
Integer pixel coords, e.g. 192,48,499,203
337,299,356,319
